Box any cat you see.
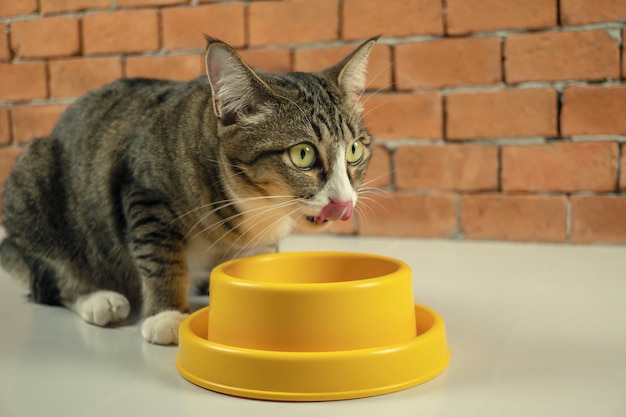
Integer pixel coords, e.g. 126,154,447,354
0,35,377,345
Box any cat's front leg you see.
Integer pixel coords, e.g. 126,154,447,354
138,258,190,345
133,233,190,345
123,190,190,345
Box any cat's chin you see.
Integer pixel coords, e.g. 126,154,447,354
305,215,328,225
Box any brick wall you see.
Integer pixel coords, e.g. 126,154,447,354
1,0,625,244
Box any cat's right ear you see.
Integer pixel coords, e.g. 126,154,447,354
205,37,273,125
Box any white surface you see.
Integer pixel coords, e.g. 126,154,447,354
1,235,625,416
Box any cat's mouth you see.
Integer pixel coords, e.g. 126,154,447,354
304,201,353,225
305,215,328,225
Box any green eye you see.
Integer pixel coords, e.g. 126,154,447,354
347,140,364,165
289,143,317,170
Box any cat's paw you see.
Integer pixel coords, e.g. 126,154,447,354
74,291,131,326
141,310,188,345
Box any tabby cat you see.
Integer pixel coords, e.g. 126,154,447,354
0,36,377,345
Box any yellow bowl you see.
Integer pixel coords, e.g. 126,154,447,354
176,252,450,401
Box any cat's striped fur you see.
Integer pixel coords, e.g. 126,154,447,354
0,36,377,344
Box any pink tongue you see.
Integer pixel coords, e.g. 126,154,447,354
315,201,353,223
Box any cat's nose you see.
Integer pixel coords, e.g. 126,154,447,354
315,200,353,223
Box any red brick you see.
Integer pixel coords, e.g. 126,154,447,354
561,0,626,25
461,194,567,242
502,142,618,192
294,44,392,91
571,196,626,244
505,30,619,83
83,10,159,55
561,86,626,136
49,57,122,98
358,192,457,238
0,107,10,145
621,144,626,190
0,0,37,17
41,0,108,14
447,89,558,140
11,16,80,59
395,145,498,191
238,49,292,73
125,55,204,81
362,92,442,140
395,38,501,89
446,0,556,35
117,0,185,6
362,145,391,189
11,104,68,144
162,4,245,50
249,0,338,46
0,62,47,101
0,23,10,61
343,0,443,40
0,147,23,185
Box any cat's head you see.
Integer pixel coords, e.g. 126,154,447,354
205,36,378,239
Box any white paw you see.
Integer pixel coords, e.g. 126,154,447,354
74,291,131,326
141,310,188,345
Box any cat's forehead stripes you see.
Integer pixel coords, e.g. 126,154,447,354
265,72,361,144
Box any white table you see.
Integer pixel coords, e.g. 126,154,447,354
1,235,625,416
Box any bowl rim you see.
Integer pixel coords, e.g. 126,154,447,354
176,303,450,401
212,251,412,290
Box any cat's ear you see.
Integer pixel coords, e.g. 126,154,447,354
326,35,380,108
205,37,273,125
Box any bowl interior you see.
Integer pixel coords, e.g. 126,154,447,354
221,253,402,285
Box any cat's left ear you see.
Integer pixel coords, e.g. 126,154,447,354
326,35,380,108
205,36,274,125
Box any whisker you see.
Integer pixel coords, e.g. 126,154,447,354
360,98,399,120
221,200,299,255
360,85,389,108
198,198,297,243
361,60,394,98
358,195,389,213
181,195,295,239
359,169,396,189
354,205,371,232
359,187,392,199
200,199,300,256
230,205,301,260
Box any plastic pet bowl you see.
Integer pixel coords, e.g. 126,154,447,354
176,252,450,401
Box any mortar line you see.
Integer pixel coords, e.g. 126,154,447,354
242,0,249,48
337,0,343,42
441,0,449,35
556,90,563,139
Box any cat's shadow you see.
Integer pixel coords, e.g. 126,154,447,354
189,294,209,313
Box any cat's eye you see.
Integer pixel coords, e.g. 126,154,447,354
347,140,364,165
289,143,317,170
